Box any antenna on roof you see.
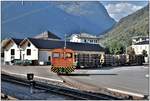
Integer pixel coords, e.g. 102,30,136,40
64,34,66,49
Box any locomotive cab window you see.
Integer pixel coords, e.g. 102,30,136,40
52,53,60,58
65,53,72,58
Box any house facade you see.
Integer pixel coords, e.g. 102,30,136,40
2,38,23,64
131,36,149,56
67,33,102,44
20,38,52,63
20,39,39,61
131,40,149,56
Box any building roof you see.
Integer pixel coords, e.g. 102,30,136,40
34,31,61,40
78,33,97,38
11,38,23,45
67,33,101,39
27,38,104,52
134,40,149,45
132,36,149,39
2,38,23,48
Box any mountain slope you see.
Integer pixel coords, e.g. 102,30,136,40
1,1,116,39
100,4,149,50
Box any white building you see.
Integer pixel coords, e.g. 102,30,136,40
3,38,105,65
2,31,61,65
132,36,149,45
2,38,23,64
20,38,39,61
131,40,149,56
67,33,102,44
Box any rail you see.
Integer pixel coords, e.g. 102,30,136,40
1,73,121,100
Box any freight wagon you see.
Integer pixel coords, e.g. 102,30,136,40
103,54,144,66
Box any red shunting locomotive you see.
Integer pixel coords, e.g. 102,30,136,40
51,48,75,74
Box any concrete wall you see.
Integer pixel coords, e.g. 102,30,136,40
4,43,20,62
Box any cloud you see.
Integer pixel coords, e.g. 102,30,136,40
105,3,143,21
54,2,92,16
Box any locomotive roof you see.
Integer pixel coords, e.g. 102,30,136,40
25,38,105,52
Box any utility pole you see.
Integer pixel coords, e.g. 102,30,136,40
64,34,66,49
21,0,24,5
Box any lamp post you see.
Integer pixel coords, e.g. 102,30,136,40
27,73,34,94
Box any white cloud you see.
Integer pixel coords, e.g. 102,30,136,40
105,3,143,21
55,2,93,16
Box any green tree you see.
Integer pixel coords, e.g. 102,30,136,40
108,41,125,54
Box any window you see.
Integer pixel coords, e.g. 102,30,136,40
90,40,93,42
65,53,72,58
48,56,51,61
84,39,86,42
27,43,31,47
95,40,97,43
27,49,31,55
11,49,15,55
52,53,60,58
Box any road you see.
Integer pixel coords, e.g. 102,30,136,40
1,65,62,82
70,66,149,95
1,65,149,96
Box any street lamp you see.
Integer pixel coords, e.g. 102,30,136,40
27,73,34,94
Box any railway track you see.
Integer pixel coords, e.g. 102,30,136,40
1,73,121,100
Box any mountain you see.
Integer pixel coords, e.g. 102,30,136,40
1,1,116,39
100,4,149,53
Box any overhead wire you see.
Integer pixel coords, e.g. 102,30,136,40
2,4,50,24
2,1,72,39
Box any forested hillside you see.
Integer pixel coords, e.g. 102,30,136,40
100,5,149,54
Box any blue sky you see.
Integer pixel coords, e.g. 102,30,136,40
101,1,148,21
